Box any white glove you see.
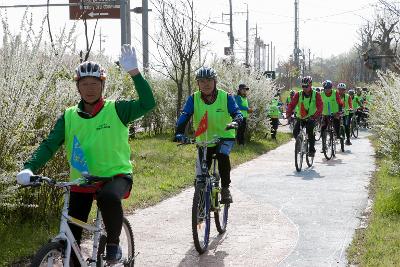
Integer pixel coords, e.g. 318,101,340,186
16,169,33,185
119,44,138,72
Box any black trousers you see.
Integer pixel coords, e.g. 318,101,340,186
344,114,352,140
293,119,316,151
236,117,247,145
321,116,341,137
69,176,132,246
197,146,231,188
269,117,279,139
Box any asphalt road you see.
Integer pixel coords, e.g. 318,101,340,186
127,128,375,267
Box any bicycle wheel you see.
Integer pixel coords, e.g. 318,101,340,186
340,127,345,152
351,119,359,138
214,188,229,234
315,122,322,141
31,241,65,267
96,217,135,266
305,139,314,167
192,184,211,254
331,131,336,157
295,134,304,172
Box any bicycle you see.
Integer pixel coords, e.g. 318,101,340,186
179,137,230,254
322,115,336,160
350,110,359,138
26,175,135,267
314,116,323,141
294,119,314,172
339,113,345,152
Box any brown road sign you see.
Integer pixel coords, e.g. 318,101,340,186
69,0,120,20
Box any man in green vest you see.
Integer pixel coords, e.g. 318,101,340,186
320,80,344,152
286,76,323,157
234,83,252,145
16,44,156,264
175,67,243,204
338,82,353,145
267,92,282,140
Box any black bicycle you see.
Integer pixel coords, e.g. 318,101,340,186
350,110,359,138
294,119,314,172
178,137,231,254
322,115,336,160
339,113,345,152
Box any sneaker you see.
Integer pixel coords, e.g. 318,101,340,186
220,187,233,204
105,244,122,264
345,139,352,145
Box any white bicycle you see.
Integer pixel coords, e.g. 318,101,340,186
26,175,135,267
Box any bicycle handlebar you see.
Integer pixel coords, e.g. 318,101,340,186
22,175,110,189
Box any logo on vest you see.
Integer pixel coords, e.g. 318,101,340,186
96,123,111,130
216,108,225,113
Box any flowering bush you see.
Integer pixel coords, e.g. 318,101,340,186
212,60,277,139
369,69,400,174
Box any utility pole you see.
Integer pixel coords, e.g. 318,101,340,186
245,4,249,67
229,0,234,57
266,43,270,71
273,45,276,71
294,0,300,69
120,0,128,45
142,0,149,72
198,27,201,67
308,48,311,72
270,41,273,72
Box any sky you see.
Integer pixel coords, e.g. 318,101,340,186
0,0,378,69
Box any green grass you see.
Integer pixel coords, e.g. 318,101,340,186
0,219,59,266
347,159,400,266
2,132,291,266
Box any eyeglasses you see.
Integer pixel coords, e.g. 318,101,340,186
301,85,309,88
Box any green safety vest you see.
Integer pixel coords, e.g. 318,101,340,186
321,90,339,115
238,95,249,118
341,93,351,115
268,98,280,118
352,95,360,109
297,90,317,119
194,89,235,145
64,100,132,181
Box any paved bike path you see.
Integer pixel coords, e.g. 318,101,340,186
127,130,374,266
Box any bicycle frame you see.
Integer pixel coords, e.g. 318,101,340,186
53,186,104,266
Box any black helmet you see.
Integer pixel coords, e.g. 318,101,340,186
290,90,295,97
195,67,217,80
301,76,313,86
322,80,333,90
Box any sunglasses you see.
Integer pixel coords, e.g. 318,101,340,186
301,85,309,88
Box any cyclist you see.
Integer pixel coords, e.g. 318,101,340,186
286,76,323,157
16,44,156,264
286,90,295,108
320,80,344,152
175,67,243,204
267,92,282,140
338,82,353,145
234,83,252,145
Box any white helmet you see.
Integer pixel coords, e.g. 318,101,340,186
74,61,106,81
337,83,347,90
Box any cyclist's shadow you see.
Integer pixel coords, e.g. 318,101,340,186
321,157,343,166
287,167,324,180
178,233,229,267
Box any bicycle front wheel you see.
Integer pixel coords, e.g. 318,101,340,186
305,140,314,167
97,217,135,267
295,135,304,172
214,188,229,234
31,241,65,267
323,131,333,160
192,184,211,254
351,119,359,138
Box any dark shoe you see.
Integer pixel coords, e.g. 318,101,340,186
105,244,122,264
345,139,352,145
220,187,233,204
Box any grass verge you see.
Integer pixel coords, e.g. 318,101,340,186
347,157,400,266
3,131,291,266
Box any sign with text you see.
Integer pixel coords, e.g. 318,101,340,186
69,0,120,20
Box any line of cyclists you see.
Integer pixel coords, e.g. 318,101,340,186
285,76,371,158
